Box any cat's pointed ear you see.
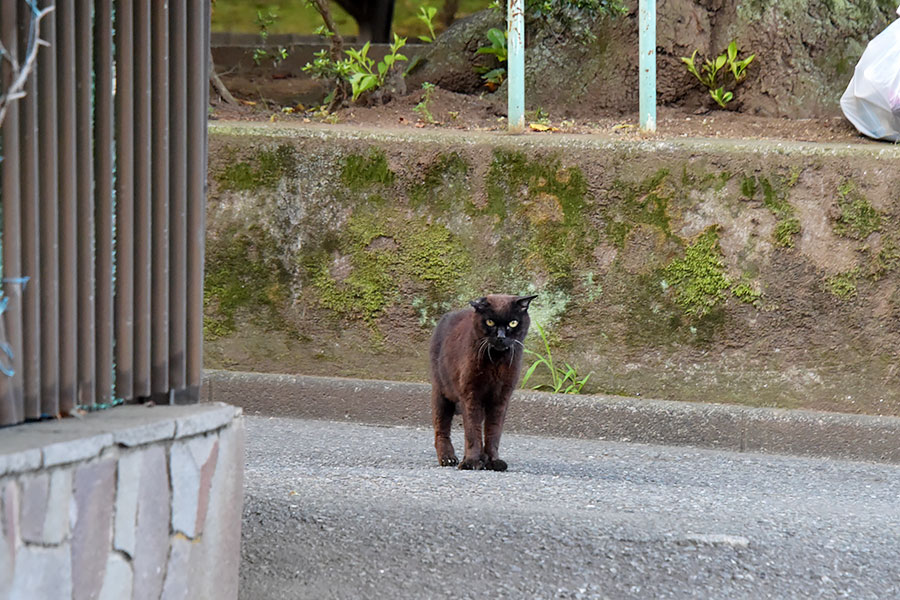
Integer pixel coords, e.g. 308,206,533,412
516,295,538,311
469,297,490,313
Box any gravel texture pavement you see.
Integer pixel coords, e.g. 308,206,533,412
241,416,900,600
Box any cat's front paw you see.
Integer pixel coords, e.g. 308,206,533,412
484,458,507,472
439,454,459,467
458,456,485,470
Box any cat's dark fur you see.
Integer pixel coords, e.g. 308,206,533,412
429,294,537,470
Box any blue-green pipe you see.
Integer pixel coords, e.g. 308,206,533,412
639,0,657,132
507,0,525,133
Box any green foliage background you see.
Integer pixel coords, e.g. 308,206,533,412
212,0,492,38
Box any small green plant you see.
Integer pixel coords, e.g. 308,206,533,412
306,34,409,103
521,322,592,394
681,41,755,108
530,107,551,126
303,49,352,82
252,9,289,67
475,27,508,88
414,82,437,123
416,5,438,43
343,34,408,101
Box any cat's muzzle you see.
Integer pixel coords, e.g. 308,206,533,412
490,338,514,352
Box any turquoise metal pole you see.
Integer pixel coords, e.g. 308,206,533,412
639,0,657,132
507,0,525,133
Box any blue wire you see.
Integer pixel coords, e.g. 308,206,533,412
0,277,32,377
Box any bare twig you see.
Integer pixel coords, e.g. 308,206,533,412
307,0,348,112
308,0,344,60
0,4,55,129
208,48,238,105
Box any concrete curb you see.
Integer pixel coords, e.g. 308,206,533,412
204,369,900,464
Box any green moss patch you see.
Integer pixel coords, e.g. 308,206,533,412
826,268,860,300
663,227,731,317
204,225,291,338
402,223,470,292
341,148,396,191
605,169,674,248
867,234,900,280
409,152,470,211
834,181,882,240
681,167,732,192
743,174,801,248
480,149,591,288
217,144,298,192
302,211,471,325
731,278,762,306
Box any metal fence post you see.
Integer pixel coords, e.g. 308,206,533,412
507,0,524,133
639,0,657,132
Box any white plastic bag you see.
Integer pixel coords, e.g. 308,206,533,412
840,17,900,142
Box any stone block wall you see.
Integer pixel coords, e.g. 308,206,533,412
0,403,245,600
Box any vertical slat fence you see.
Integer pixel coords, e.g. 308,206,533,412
95,0,114,407
114,0,134,403
0,0,209,426
169,0,188,399
1,0,23,424
57,0,77,414
133,0,152,401
18,4,41,420
186,0,208,401
37,0,60,418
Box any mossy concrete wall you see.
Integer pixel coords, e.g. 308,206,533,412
206,123,900,416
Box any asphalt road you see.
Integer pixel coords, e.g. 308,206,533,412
240,416,900,600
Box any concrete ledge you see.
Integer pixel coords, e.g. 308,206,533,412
0,403,241,476
205,369,900,464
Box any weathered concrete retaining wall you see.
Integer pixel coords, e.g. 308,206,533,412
0,404,244,600
205,122,900,416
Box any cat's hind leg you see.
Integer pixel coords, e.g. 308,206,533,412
432,387,458,467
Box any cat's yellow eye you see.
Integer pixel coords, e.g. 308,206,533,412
509,320,519,328
486,319,495,327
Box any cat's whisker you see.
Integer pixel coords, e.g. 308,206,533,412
477,338,490,362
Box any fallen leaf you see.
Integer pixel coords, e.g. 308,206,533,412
239,99,257,106
269,113,277,122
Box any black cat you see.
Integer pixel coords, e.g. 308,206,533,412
429,294,537,470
